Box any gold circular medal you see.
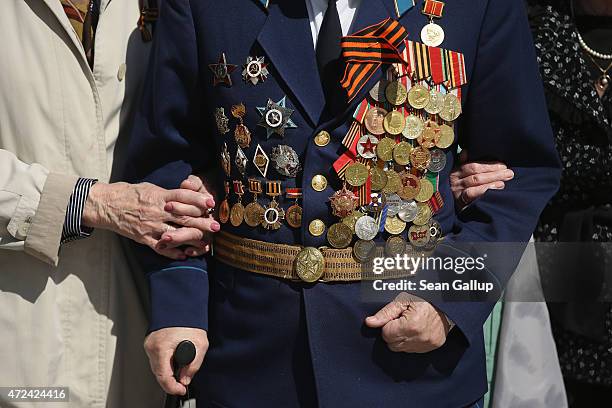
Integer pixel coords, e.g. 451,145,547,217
415,178,434,202
343,210,364,233
353,239,377,263
383,110,406,135
385,81,408,106
408,224,430,248
385,235,407,257
230,202,245,227
244,201,265,227
327,222,354,249
413,202,432,226
418,121,439,149
345,162,369,187
408,84,431,109
436,124,455,149
308,219,326,237
376,137,396,162
384,216,407,235
382,169,402,194
314,130,331,147
286,204,303,228
295,247,325,283
409,146,432,170
424,90,443,115
219,199,230,224
403,114,425,140
364,107,388,135
393,141,412,166
439,93,462,122
370,166,388,191
398,171,421,200
311,174,328,192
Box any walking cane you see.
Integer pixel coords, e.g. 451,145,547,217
164,340,197,408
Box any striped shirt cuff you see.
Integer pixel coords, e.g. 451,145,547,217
61,178,97,244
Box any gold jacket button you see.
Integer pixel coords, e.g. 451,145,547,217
314,131,330,147
308,219,326,237
311,174,328,192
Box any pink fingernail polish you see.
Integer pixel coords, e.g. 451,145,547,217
165,203,173,211
207,198,215,208
211,222,221,232
164,235,172,242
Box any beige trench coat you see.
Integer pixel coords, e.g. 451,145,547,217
0,1,163,406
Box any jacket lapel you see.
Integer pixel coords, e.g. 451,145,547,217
40,0,88,63
256,1,326,127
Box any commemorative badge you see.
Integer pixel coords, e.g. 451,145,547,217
271,145,301,178
257,97,297,139
219,181,231,224
285,188,303,228
242,56,269,85
421,0,446,47
357,134,378,159
230,180,245,227
235,146,248,176
262,181,285,230
215,107,230,135
244,179,265,227
231,103,251,148
329,185,359,218
353,239,377,263
253,144,270,177
221,142,231,176
209,52,237,87
355,215,379,241
385,235,407,257
327,222,353,249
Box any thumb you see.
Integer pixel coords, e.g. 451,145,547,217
178,349,206,386
365,300,407,328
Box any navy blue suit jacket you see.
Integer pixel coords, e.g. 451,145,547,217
126,0,561,406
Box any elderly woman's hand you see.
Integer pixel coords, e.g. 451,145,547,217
82,181,218,260
450,150,514,208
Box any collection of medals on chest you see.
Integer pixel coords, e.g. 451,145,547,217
211,0,467,262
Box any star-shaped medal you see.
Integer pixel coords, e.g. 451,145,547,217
256,97,297,139
357,135,379,159
209,53,237,87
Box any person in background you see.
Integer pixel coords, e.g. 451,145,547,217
452,0,612,406
0,1,217,406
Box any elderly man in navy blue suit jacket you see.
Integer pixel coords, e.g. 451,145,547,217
126,0,561,406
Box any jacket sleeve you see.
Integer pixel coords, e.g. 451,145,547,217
426,0,561,343
125,0,214,333
0,149,78,266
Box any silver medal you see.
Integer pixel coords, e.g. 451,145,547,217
420,22,445,47
355,215,379,241
271,145,301,178
257,97,297,139
427,149,447,173
356,134,379,159
398,200,418,223
385,194,403,217
369,79,389,103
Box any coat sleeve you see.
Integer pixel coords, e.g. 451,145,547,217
0,149,78,266
426,0,561,344
124,0,214,333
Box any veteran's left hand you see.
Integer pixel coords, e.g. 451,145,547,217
365,292,452,353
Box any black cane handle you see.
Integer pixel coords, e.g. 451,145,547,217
164,340,197,408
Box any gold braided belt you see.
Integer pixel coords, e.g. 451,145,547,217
214,231,409,283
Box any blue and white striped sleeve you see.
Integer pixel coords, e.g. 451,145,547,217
61,178,97,244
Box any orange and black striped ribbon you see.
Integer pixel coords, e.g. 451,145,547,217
266,181,282,197
340,18,408,102
248,179,263,194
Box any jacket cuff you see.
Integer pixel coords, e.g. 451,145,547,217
25,173,79,266
148,266,209,333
